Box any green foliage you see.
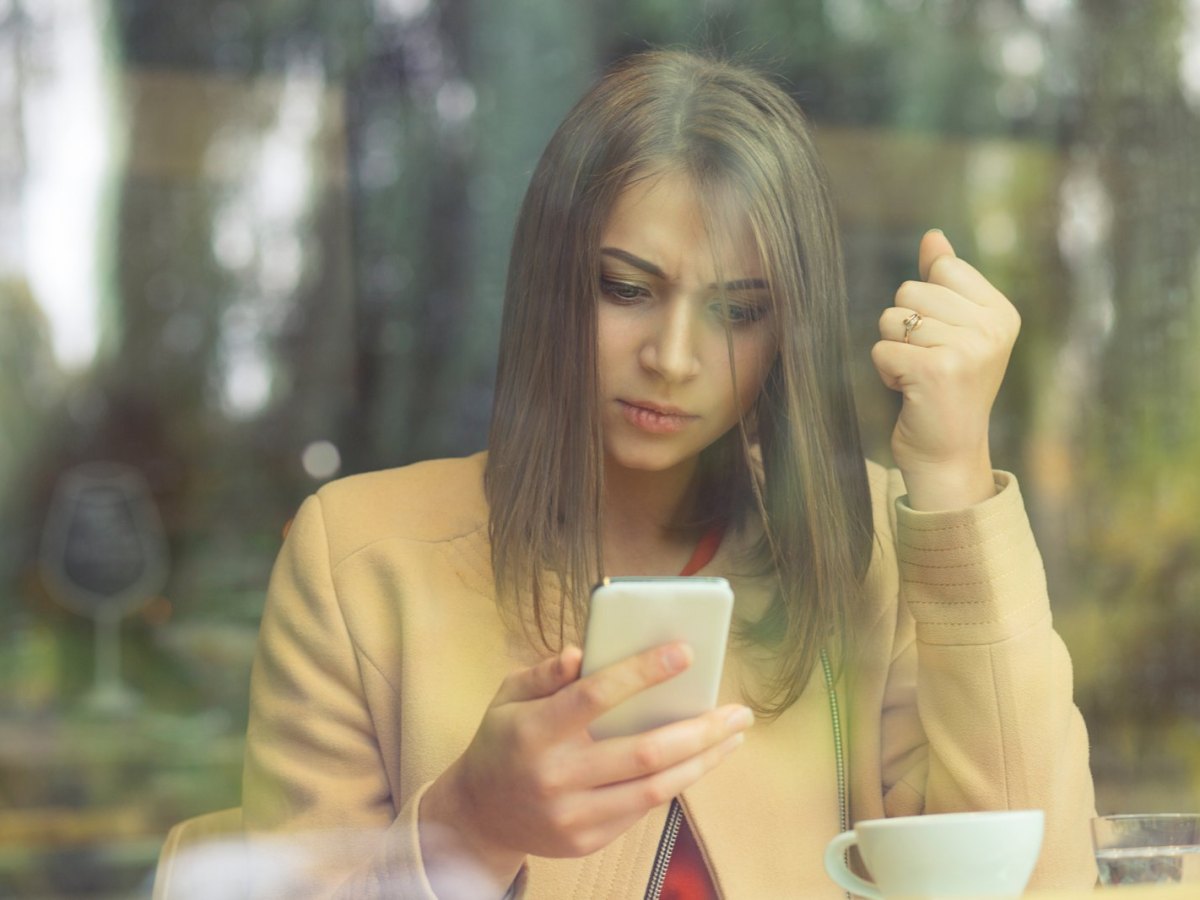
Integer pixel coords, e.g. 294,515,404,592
1,0,1199,891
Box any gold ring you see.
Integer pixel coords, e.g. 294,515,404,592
903,311,922,343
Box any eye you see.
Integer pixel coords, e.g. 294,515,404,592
600,277,648,303
711,300,768,325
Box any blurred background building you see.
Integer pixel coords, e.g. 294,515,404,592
1,0,1198,896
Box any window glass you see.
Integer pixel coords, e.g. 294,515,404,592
1,1,1197,893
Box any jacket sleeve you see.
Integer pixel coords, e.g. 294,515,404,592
877,470,1097,890
241,494,456,899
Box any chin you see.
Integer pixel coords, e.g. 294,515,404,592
604,443,697,475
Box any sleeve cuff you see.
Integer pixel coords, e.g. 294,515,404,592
338,779,439,900
392,781,529,899
894,471,1051,645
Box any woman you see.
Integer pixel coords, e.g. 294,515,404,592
242,50,1096,898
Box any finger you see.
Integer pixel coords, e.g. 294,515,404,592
494,645,584,706
546,641,693,735
917,228,956,282
871,339,928,391
925,257,1012,313
919,246,1013,317
879,308,964,348
565,704,754,788
893,280,985,328
583,730,746,824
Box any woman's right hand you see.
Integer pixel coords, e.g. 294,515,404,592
418,642,753,894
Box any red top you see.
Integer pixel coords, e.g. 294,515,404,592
661,524,725,899
660,816,719,900
678,525,723,578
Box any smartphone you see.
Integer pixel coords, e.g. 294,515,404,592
580,576,734,741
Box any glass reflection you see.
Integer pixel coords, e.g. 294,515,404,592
0,0,1196,895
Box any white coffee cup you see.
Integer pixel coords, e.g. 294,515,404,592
823,809,1044,899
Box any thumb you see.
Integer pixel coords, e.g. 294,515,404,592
918,228,956,282
493,645,583,705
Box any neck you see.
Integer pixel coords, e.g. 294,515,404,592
601,458,703,575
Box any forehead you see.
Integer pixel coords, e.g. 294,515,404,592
600,171,762,282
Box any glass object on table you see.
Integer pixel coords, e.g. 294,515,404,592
39,463,169,714
1092,814,1200,887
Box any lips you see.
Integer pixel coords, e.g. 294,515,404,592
617,399,698,434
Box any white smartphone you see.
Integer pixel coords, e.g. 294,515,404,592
580,576,734,741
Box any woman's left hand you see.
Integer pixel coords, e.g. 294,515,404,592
871,229,1021,511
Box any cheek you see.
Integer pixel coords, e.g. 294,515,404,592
596,315,639,396
731,343,776,410
595,316,619,390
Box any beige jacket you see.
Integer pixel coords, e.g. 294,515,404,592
242,453,1097,898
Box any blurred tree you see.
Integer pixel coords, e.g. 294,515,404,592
1076,0,1200,467
339,0,479,470
0,278,61,607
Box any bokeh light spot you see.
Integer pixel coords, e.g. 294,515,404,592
301,441,342,480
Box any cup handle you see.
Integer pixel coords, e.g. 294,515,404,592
823,830,882,900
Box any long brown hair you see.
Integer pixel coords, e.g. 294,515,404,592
485,50,874,717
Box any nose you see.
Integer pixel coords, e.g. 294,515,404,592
639,299,701,384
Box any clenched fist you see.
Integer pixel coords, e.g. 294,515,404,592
871,230,1021,511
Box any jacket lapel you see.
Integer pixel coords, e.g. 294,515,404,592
678,542,849,898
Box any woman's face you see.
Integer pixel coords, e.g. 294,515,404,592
596,171,778,480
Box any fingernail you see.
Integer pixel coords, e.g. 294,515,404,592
662,643,691,673
726,706,754,729
928,227,944,236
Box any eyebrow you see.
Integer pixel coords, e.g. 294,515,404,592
600,247,769,292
